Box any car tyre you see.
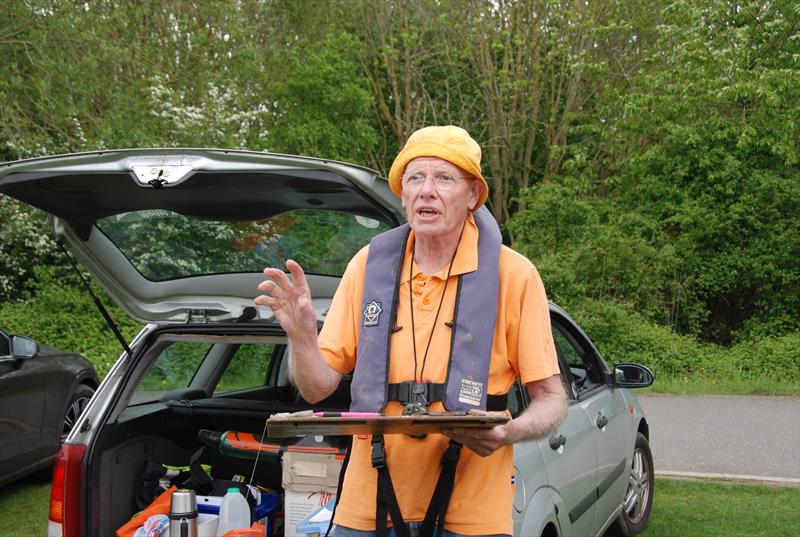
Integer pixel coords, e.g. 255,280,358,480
61,384,95,443
609,432,654,537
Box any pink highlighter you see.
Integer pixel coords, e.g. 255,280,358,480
312,411,382,418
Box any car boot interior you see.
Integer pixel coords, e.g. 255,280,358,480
83,327,351,537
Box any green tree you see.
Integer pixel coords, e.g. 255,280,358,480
0,197,62,302
512,0,800,343
266,31,379,164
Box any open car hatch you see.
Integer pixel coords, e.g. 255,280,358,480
0,149,404,323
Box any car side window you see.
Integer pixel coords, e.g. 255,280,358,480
0,334,9,358
213,343,276,395
551,320,602,395
130,341,212,405
506,381,527,418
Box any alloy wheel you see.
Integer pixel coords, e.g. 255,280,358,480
623,446,651,524
61,389,93,442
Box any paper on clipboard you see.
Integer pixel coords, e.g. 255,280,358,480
267,410,509,438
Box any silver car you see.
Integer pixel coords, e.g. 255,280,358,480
0,149,654,537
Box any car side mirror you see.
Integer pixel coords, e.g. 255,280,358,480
10,335,38,358
611,363,654,388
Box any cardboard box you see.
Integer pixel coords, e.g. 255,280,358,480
281,442,344,537
284,489,335,537
282,450,342,493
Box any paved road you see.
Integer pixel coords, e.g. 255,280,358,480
637,394,800,482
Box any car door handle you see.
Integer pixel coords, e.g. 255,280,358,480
596,413,608,429
549,433,567,450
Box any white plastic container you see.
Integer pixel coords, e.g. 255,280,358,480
215,487,250,537
197,513,219,537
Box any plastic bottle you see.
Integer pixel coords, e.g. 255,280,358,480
215,487,251,537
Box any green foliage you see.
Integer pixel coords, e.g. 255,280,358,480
139,341,212,392
138,342,276,394
266,31,379,164
728,332,800,383
260,211,390,275
512,0,800,345
96,209,389,280
1,0,798,389
215,343,274,393
0,196,63,302
510,179,677,321
0,268,142,376
97,211,281,281
565,298,800,390
1,0,279,157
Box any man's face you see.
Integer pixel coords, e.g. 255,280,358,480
401,157,482,244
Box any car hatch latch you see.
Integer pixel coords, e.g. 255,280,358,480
148,170,167,189
80,418,91,433
132,164,193,187
185,309,208,324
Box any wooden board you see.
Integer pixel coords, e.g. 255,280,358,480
267,411,509,437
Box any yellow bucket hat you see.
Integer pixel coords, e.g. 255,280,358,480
388,125,489,207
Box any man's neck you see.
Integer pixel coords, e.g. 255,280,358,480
413,226,464,275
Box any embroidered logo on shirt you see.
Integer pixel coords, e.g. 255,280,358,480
363,300,383,327
458,379,483,406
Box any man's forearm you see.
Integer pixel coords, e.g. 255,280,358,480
441,375,567,456
288,332,343,403
505,375,567,444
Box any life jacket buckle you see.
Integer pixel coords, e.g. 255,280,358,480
402,382,430,416
371,435,387,469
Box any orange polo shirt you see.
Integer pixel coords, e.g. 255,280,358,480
318,213,559,536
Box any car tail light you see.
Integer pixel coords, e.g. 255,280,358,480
49,443,87,537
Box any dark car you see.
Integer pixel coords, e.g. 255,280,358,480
0,328,99,487
0,149,653,537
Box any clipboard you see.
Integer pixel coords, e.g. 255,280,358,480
267,410,509,437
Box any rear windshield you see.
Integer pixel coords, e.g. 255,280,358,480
96,209,390,281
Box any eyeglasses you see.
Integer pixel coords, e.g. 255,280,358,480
402,173,466,191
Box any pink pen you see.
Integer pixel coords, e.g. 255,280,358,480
313,411,382,417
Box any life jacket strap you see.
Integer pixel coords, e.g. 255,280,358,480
421,440,463,537
325,436,353,537
372,435,411,537
388,381,443,408
370,436,466,537
387,381,508,412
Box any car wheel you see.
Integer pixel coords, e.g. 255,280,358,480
61,384,95,443
609,432,654,537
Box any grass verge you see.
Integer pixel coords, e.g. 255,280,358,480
0,472,50,537
639,478,800,536
1,476,798,537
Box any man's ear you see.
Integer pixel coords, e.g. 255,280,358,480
468,179,482,211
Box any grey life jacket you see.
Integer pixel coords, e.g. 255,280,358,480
350,206,502,412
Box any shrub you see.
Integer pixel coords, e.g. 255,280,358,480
728,332,800,382
563,298,799,386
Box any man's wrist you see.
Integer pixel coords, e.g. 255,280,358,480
503,419,520,445
288,328,319,353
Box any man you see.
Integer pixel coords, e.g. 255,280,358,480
256,126,566,537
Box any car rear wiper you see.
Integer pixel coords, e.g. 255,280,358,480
58,240,132,358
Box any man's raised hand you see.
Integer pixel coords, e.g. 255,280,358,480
255,260,318,339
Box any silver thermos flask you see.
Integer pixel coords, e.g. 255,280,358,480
169,489,198,537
